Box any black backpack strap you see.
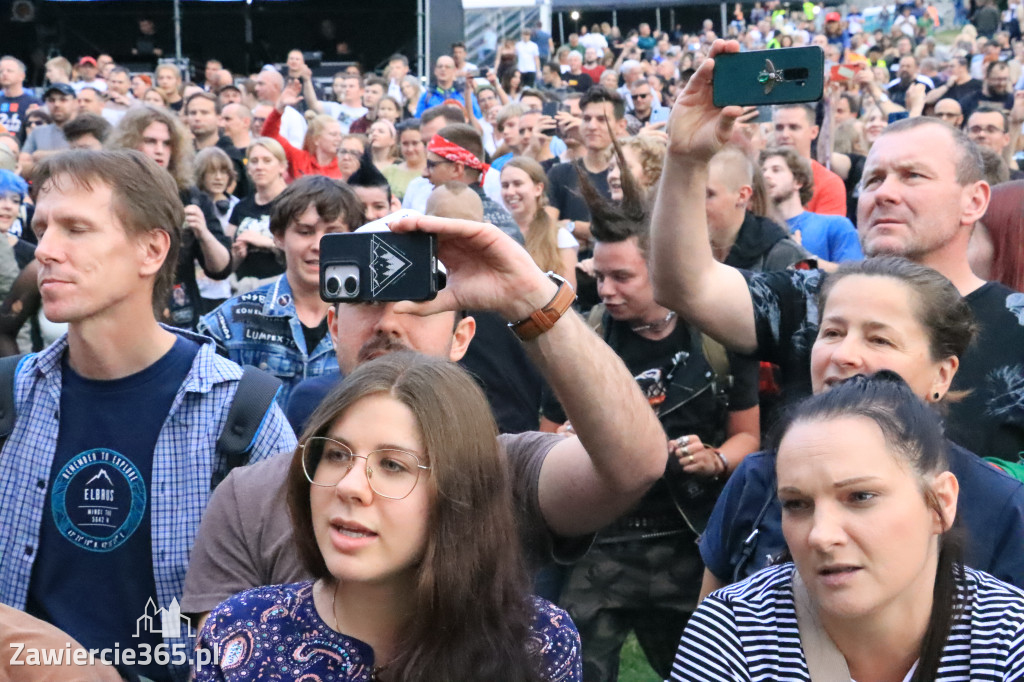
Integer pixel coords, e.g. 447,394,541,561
211,366,282,489
0,354,25,445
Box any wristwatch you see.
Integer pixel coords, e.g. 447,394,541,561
508,272,577,342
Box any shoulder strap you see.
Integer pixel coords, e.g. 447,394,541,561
792,570,852,679
211,366,282,489
697,328,733,393
0,354,24,443
586,303,607,337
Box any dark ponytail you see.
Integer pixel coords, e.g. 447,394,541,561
773,371,964,678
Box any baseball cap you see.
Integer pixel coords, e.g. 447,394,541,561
825,11,841,22
43,83,75,99
78,56,97,67
217,83,242,96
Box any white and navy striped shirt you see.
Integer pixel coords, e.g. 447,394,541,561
671,563,1024,681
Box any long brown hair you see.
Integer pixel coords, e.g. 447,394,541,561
286,352,541,682
106,104,193,191
503,157,564,276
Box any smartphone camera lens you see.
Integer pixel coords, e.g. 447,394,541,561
325,276,342,297
343,276,359,296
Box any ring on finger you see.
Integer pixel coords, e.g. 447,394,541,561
688,454,695,464
681,435,691,446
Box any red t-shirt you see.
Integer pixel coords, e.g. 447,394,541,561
805,159,847,216
261,108,343,180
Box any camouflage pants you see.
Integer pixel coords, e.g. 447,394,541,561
559,532,704,682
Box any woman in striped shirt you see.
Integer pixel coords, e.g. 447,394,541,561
672,373,1024,681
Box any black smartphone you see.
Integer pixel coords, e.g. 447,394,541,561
713,46,825,107
320,227,444,303
541,100,559,118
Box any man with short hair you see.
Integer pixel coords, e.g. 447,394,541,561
705,146,808,271
347,76,387,134
932,97,965,128
0,149,295,682
425,122,523,243
323,72,367,134
185,92,250,199
961,60,1014,118
198,176,361,406
253,68,306,146
515,28,542,87
652,40,1024,461
624,79,668,135
885,55,934,108
63,112,111,150
75,86,105,117
617,60,644,109
926,57,980,109
250,103,272,138
385,53,410,103
103,66,134,119
220,102,253,150
581,47,605,81
760,147,863,264
0,56,41,136
415,56,481,118
19,83,79,177
202,59,223,92
547,86,626,243
451,41,478,76
771,103,847,216
966,106,1023,178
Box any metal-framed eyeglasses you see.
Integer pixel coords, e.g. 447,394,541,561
300,436,430,500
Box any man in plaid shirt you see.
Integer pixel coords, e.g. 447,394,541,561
0,149,295,682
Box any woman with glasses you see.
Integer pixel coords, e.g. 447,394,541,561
194,352,581,682
383,120,424,202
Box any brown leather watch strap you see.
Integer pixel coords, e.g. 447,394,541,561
508,273,577,342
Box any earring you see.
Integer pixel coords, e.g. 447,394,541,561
932,392,941,401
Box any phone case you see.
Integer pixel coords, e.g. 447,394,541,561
319,232,442,302
713,47,825,107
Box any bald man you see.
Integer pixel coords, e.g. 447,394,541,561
933,97,964,129
253,68,306,147
705,146,808,271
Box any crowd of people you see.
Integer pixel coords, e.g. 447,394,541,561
0,1,1023,680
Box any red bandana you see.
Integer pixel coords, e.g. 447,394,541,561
427,134,490,184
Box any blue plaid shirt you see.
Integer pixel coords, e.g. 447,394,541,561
0,328,297,678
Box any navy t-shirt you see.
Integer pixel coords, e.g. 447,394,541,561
0,92,42,136
699,442,1024,588
26,336,200,682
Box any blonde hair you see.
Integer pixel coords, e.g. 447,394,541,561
302,114,339,155
247,136,287,166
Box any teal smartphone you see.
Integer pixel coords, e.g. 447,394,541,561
712,47,825,107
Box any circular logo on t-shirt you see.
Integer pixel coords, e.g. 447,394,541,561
50,449,147,552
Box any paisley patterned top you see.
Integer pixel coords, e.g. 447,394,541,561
193,581,582,681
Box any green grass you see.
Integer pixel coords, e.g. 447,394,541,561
617,633,662,682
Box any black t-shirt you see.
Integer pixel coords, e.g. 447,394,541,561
27,336,199,682
942,78,982,106
546,159,610,223
169,187,231,330
542,315,759,532
458,311,548,434
228,195,285,280
300,316,328,358
747,270,1024,459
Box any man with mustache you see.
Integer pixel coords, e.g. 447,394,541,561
182,182,668,630
650,39,1024,460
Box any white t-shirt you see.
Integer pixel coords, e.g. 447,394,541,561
557,227,579,250
579,33,609,57
515,40,540,73
322,101,368,134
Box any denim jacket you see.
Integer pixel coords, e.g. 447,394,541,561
0,328,297,681
198,275,338,407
